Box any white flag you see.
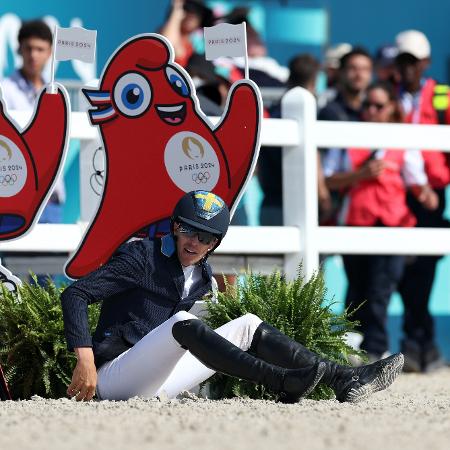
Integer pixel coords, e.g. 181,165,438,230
54,26,97,63
204,22,247,61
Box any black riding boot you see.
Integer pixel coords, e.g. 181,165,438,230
249,322,404,403
172,319,326,403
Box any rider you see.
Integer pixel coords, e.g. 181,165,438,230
61,190,404,402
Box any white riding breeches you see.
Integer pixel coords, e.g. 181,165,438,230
96,312,263,400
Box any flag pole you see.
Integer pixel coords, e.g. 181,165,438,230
48,26,57,94
242,22,249,79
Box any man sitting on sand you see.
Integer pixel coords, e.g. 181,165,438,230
61,190,404,402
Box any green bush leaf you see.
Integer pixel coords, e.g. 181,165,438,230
203,266,363,401
0,277,100,399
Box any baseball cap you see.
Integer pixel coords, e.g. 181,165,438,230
325,43,353,69
375,45,399,67
395,30,431,59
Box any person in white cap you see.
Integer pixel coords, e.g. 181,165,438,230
317,43,353,109
394,29,450,373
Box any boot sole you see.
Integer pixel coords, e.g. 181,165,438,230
301,362,327,399
345,353,404,403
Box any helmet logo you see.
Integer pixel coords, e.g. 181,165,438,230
0,136,28,197
194,191,224,220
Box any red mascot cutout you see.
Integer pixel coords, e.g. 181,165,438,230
65,33,261,279
0,84,69,241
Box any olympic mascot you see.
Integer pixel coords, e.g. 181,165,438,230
65,33,261,279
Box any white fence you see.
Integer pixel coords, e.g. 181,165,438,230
3,86,450,279
281,87,450,279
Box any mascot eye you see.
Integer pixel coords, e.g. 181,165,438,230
113,72,152,117
165,66,190,97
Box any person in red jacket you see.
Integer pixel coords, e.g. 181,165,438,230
323,81,437,362
394,29,450,372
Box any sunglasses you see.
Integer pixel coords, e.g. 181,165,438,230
362,101,388,111
177,223,218,245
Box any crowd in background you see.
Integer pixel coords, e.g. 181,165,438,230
157,0,450,374
1,0,449,374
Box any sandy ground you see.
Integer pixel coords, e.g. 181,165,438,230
0,368,449,450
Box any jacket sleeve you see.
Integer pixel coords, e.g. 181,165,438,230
60,241,147,351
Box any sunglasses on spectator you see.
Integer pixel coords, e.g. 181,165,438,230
362,101,388,111
177,223,218,245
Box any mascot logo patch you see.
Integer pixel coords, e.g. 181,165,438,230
0,136,27,197
194,191,224,220
65,33,261,278
165,132,220,191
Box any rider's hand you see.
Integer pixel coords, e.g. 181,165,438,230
67,347,97,401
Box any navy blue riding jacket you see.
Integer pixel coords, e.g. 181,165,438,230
60,235,213,367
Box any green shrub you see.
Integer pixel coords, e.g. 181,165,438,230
0,276,100,399
203,267,363,400
0,269,362,401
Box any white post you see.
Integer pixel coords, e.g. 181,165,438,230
281,87,319,280
242,22,249,79
48,26,58,94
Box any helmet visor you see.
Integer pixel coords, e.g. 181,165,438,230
177,222,218,245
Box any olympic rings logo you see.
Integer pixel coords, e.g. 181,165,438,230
192,171,211,184
0,174,17,186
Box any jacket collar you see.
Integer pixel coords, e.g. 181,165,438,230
159,235,184,298
161,234,176,257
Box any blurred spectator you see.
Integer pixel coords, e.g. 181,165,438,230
323,82,437,362
259,53,323,225
160,0,213,67
1,19,65,223
288,54,321,93
318,42,352,109
394,29,450,372
1,20,50,109
319,47,373,122
318,47,373,224
287,54,334,221
185,53,224,115
324,43,353,88
374,44,400,86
